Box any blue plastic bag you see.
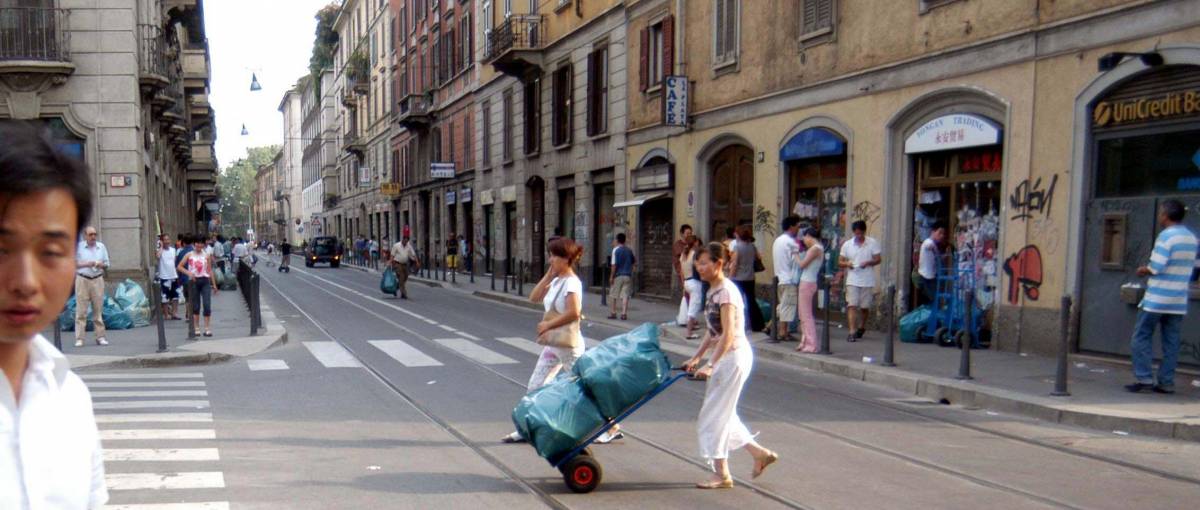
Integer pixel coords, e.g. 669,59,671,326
59,295,133,331
512,376,607,462
900,305,933,343
114,279,151,328
381,267,399,295
572,323,671,418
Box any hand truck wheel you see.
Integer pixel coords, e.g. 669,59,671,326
560,455,603,493
934,327,950,346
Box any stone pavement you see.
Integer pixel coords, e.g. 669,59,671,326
45,278,287,371
339,256,1200,442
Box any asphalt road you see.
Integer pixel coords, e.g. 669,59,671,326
89,259,1200,509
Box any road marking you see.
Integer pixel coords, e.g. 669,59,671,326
105,472,225,491
303,341,363,368
288,266,430,321
91,390,209,398
438,324,457,332
102,503,230,510
100,429,216,440
368,340,443,367
424,319,439,325
81,373,204,380
658,341,696,356
247,359,289,371
495,337,544,355
87,381,207,388
93,400,210,410
94,413,213,423
458,332,481,341
104,448,220,462
434,338,519,365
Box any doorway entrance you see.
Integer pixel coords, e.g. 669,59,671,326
528,176,546,279
709,144,754,240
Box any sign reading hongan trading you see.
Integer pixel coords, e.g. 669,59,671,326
1093,89,1200,128
904,114,1001,154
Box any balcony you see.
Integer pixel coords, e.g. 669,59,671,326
347,48,369,95
181,44,208,88
395,93,432,130
484,15,544,78
0,7,74,80
137,24,170,93
323,193,340,209
189,92,212,120
190,140,216,171
342,123,365,158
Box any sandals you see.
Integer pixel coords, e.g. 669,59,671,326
696,477,734,489
752,450,779,479
501,432,526,444
620,314,628,321
607,313,618,319
203,331,213,337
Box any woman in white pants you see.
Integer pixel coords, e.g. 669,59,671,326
683,242,779,489
680,235,704,339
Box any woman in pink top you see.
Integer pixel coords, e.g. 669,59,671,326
177,237,218,336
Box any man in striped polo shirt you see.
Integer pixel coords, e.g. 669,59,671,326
1127,199,1198,394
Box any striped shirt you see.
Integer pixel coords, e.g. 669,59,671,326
1142,225,1199,315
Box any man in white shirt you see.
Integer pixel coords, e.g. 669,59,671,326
917,222,947,306
839,220,882,342
156,234,181,320
1,121,109,509
389,235,419,300
74,226,109,347
771,215,803,343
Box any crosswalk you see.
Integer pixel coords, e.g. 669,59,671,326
82,372,229,510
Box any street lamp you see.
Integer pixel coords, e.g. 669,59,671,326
1097,51,1164,72
250,72,262,91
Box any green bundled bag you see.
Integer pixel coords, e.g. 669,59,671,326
900,305,933,343
512,376,607,462
572,323,671,418
114,279,151,328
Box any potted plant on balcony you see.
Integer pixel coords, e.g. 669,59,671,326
348,48,369,95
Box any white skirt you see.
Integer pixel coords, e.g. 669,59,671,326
697,343,756,461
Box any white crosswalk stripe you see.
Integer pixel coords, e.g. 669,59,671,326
369,340,443,367
495,337,544,355
434,338,519,364
302,341,363,368
247,359,289,371
88,374,229,509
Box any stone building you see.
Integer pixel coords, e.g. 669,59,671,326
301,70,336,243
276,86,303,246
0,0,217,285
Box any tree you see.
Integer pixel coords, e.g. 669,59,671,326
217,145,280,238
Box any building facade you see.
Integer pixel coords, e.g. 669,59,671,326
0,0,217,285
277,87,304,246
623,0,1200,358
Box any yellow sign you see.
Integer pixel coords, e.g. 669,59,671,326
1094,90,1200,127
381,182,402,197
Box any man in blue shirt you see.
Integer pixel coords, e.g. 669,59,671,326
1127,199,1199,394
74,226,110,347
608,233,636,320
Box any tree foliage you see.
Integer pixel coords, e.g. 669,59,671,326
308,4,341,77
217,145,280,238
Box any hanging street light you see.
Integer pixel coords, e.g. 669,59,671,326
250,72,262,91
241,124,249,136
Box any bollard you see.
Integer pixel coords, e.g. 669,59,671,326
490,262,495,290
152,281,167,353
470,256,476,284
769,276,780,341
518,261,525,297
956,291,974,380
503,261,509,293
819,275,832,355
1051,295,1072,396
186,279,197,340
601,264,609,306
250,272,260,336
452,262,457,284
882,284,897,367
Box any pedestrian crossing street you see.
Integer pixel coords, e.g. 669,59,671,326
82,372,229,510
256,335,695,371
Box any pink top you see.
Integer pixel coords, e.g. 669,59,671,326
186,252,211,279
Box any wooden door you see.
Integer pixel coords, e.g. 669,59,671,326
710,145,755,239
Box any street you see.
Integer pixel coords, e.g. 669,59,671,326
87,260,1200,510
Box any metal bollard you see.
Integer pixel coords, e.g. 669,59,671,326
152,281,167,353
1051,295,1072,396
601,264,609,306
769,276,780,340
186,279,197,340
490,262,495,290
956,291,974,380
518,261,525,297
882,284,897,367
250,273,261,336
819,275,832,355
503,261,509,293
452,262,457,284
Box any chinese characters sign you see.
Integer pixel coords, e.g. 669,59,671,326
904,114,1001,154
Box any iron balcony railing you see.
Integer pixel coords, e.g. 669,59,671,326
485,15,544,62
0,7,70,62
137,24,170,79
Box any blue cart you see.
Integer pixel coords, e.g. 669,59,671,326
924,258,979,347
548,369,691,493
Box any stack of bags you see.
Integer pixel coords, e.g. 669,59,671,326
512,323,672,462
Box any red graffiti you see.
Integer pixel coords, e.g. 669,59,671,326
1003,245,1043,304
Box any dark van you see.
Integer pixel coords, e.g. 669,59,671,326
305,236,342,267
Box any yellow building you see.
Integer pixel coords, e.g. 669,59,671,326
625,0,1200,357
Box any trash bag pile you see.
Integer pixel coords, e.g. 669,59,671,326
512,376,608,462
215,266,238,291
114,279,151,328
381,267,399,296
59,295,134,331
900,305,933,343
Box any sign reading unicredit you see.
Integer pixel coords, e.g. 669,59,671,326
904,114,1001,154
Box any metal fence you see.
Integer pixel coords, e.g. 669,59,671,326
0,7,70,62
236,262,262,336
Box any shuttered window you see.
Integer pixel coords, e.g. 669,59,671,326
587,45,608,136
552,64,573,147
523,77,541,154
638,16,673,92
800,0,835,39
713,0,738,66
502,89,513,161
481,99,492,167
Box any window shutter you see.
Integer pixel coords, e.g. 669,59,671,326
639,27,649,92
586,52,596,136
662,14,674,76
724,0,737,60
817,0,833,30
566,65,573,144
714,1,725,60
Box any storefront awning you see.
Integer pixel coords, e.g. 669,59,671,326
613,192,669,208
780,127,846,161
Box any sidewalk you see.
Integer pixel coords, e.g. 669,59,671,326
46,280,287,371
340,259,1200,442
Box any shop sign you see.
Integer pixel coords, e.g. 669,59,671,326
359,166,372,186
446,191,457,204
501,185,517,202
631,163,673,192
431,162,455,179
662,76,689,127
480,189,494,205
381,182,402,197
905,114,1001,154
1093,89,1200,128
460,187,472,203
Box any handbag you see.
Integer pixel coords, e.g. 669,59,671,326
753,252,766,273
537,279,580,348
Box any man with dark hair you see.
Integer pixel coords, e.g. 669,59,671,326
917,222,947,305
608,232,635,320
672,224,694,292
839,220,882,342
0,121,109,507
771,215,803,343
1126,199,1198,394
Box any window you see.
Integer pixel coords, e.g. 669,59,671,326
713,0,738,66
523,77,541,154
463,112,471,169
552,64,572,147
639,17,672,91
432,126,442,163
482,99,492,167
504,0,512,17
483,1,494,55
502,89,514,161
800,0,835,41
417,0,426,20
460,14,471,71
448,119,456,165
432,33,441,84
528,0,537,14
919,0,960,13
587,45,608,136
400,5,408,37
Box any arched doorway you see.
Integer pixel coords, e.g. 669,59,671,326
527,176,546,279
709,144,754,241
781,125,849,268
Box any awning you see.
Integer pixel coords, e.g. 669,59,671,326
613,192,669,208
780,127,846,161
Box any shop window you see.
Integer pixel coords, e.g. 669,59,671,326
1100,213,1127,271
1096,129,1200,198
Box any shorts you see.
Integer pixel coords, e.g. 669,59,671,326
776,283,798,323
610,275,633,300
846,285,874,309
159,278,180,301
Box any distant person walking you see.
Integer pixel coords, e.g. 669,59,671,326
389,235,419,299
771,215,802,343
796,228,825,353
680,234,704,340
156,234,181,320
178,236,217,337
728,225,765,332
608,233,636,321
917,222,947,306
74,225,109,347
278,241,291,272
1126,199,1198,394
839,221,881,342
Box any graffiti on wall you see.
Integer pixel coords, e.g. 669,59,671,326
1003,245,1043,305
1009,175,1059,221
850,201,881,228
754,206,778,240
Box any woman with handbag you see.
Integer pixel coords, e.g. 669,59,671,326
727,225,766,332
682,242,779,489
502,237,621,443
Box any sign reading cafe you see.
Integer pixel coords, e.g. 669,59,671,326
662,76,689,127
